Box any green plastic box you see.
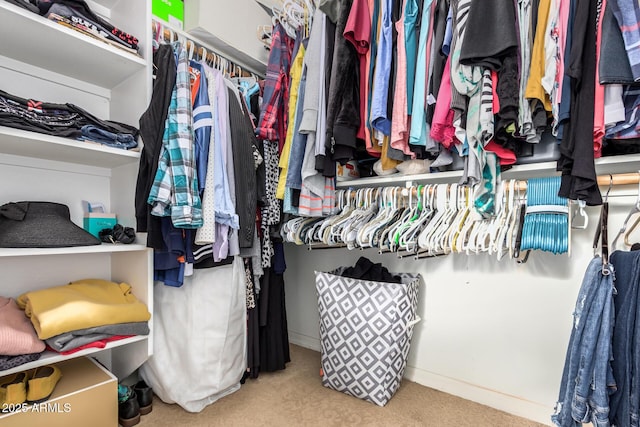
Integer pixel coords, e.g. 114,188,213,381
152,0,184,29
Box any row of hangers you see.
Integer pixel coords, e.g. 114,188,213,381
281,179,566,262
258,0,314,45
152,20,260,80
273,0,314,38
282,172,640,265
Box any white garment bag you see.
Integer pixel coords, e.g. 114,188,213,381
140,256,247,412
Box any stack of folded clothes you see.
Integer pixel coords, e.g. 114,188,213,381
0,89,140,150
0,296,45,371
16,278,151,354
4,0,139,53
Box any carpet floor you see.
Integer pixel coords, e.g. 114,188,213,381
138,345,546,427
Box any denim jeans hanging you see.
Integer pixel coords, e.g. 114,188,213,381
552,256,616,427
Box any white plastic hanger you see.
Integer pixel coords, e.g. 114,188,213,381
417,184,448,254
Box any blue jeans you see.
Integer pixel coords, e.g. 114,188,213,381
79,125,137,150
552,256,616,427
609,250,640,427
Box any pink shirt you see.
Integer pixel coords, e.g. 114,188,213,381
344,0,371,143
390,0,414,157
555,0,571,111
430,56,456,148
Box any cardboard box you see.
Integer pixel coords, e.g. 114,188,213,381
153,0,184,29
0,357,117,427
83,213,117,238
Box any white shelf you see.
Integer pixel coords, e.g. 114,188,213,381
0,243,149,258
337,155,640,188
0,0,153,385
0,126,140,168
0,335,148,377
0,1,146,89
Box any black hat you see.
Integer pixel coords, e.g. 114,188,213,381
0,202,101,248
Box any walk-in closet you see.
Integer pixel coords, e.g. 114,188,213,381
0,1,638,426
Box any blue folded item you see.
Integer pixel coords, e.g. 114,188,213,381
79,124,137,150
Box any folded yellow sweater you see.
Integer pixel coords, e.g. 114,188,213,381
17,279,151,340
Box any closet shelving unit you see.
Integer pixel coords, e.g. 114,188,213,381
0,0,153,379
336,154,640,188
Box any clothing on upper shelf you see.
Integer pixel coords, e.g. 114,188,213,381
32,0,139,51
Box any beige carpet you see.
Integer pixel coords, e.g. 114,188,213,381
138,345,545,427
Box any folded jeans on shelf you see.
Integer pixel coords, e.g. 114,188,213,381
79,125,137,150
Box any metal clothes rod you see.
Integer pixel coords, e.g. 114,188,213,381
514,172,640,192
152,19,263,78
340,172,640,198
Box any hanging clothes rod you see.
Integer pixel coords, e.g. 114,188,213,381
151,19,264,78
514,172,640,192
340,172,640,200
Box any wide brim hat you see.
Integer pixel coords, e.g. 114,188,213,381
0,201,101,248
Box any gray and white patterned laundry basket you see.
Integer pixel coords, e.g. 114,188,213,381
315,269,421,406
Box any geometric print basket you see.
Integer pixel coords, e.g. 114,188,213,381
315,270,421,406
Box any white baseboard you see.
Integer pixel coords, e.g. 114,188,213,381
289,331,321,352
288,331,552,426
402,366,553,426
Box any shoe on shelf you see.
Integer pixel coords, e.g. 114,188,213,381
118,384,140,427
26,365,61,404
0,371,30,407
134,380,153,415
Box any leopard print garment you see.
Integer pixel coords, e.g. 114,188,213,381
261,140,281,268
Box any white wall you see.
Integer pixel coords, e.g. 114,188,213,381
283,196,637,425
183,0,271,74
